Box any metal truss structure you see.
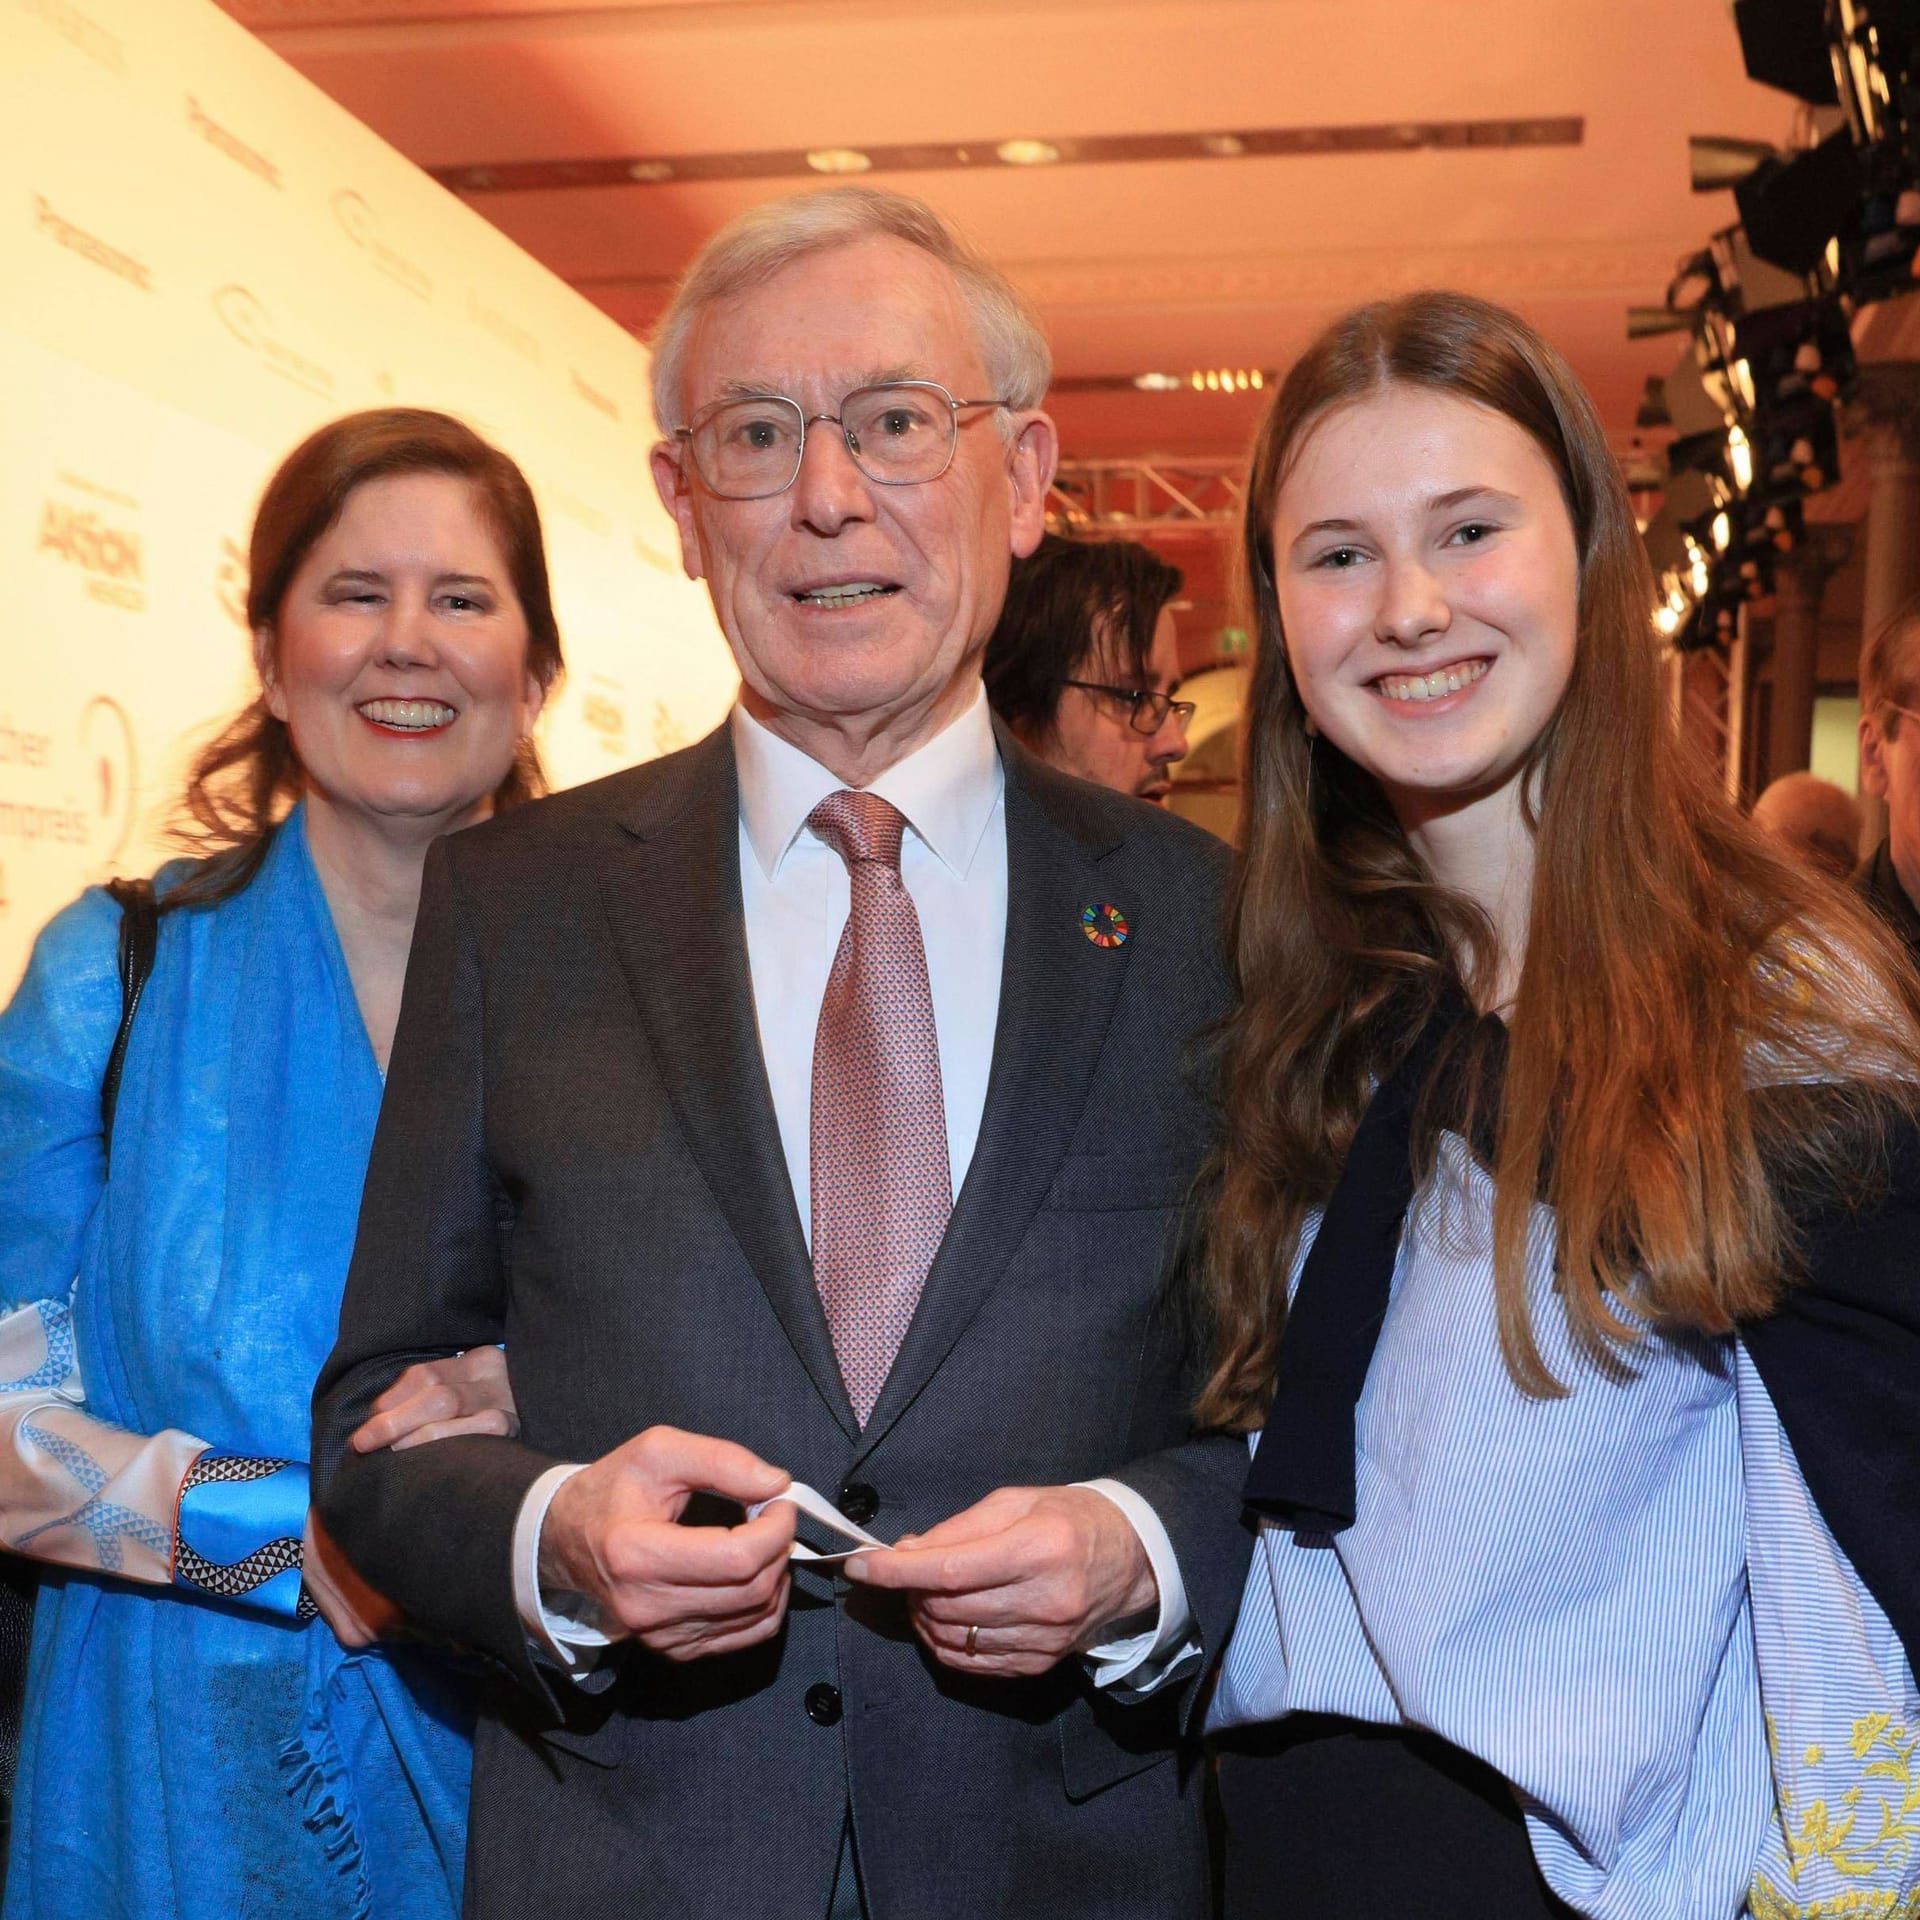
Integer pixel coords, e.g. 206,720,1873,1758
1665,617,1751,803
1046,457,1247,536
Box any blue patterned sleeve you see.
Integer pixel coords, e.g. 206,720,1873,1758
0,892,314,1622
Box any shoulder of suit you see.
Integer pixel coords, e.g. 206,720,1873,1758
440,731,726,870
1013,753,1232,892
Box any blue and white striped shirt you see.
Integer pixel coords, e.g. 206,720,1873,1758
1212,1132,1919,1919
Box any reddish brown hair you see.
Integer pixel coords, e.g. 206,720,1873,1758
169,408,564,907
1196,291,1920,1428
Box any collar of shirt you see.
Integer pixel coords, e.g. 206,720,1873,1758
731,684,1004,883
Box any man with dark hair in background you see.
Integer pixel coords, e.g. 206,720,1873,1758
1858,608,1920,962
983,532,1193,804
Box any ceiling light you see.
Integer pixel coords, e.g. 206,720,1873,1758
627,159,674,184
1131,372,1183,391
1200,133,1246,157
806,148,872,175
995,139,1061,167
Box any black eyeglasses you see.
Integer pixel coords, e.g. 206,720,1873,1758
1063,681,1197,735
674,380,1011,500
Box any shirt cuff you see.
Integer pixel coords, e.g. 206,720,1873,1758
1074,1477,1199,1692
512,1461,617,1679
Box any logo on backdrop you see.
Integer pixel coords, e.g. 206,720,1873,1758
0,697,137,891
21,0,125,77
572,371,620,422
331,191,433,302
631,531,677,574
652,703,688,756
186,97,281,190
211,286,336,399
467,288,544,366
33,196,151,292
550,491,611,540
582,678,627,760
78,696,137,861
215,536,250,634
37,474,145,613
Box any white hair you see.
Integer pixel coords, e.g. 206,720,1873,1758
647,185,1051,433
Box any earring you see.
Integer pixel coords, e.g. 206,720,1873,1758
1302,711,1320,738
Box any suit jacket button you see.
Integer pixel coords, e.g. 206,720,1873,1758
836,1481,879,1526
805,1683,843,1727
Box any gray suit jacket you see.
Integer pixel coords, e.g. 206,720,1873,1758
312,720,1251,1920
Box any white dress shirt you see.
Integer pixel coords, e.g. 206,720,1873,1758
513,687,1191,1683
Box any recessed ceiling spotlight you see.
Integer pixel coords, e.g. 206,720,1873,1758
627,159,675,183
996,138,1061,166
1200,133,1246,157
1132,372,1184,391
806,147,872,175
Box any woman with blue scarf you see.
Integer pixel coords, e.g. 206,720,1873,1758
0,408,559,1919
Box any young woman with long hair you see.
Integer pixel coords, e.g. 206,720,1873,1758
1198,293,1920,1919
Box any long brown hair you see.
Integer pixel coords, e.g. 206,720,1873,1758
167,408,565,909
1196,290,1920,1429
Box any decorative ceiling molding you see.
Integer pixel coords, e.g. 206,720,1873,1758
219,1,779,24
220,0,1164,46
1014,238,1689,308
574,238,1694,328
431,117,1582,195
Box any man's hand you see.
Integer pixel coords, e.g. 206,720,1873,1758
842,1485,1158,1677
539,1427,796,1662
348,1346,519,1453
303,1508,403,1648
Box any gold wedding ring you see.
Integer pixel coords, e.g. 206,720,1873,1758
966,1624,980,1657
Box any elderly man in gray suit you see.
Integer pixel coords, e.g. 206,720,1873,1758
312,185,1249,1920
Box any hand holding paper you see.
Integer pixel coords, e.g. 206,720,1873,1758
539,1426,796,1662
843,1484,1159,1677
746,1480,890,1563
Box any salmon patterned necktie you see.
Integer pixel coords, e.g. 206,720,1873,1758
807,790,952,1426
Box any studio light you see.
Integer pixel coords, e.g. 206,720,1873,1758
1733,0,1840,105
1734,129,1866,273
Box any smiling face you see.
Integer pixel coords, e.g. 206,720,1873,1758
1272,384,1581,839
1043,607,1189,802
260,469,544,838
650,233,1056,778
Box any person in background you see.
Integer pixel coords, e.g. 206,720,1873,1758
1750,770,1863,882
0,408,555,1920
1198,292,1920,1919
1858,607,1920,962
983,532,1194,802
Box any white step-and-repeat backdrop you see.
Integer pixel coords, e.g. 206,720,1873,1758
2,0,738,995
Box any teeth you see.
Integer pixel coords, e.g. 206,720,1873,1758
798,583,892,606
359,698,455,729
1375,660,1489,704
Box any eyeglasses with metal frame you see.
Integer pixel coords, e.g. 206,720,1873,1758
1061,680,1198,736
674,380,1012,501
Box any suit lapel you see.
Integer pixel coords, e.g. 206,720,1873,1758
857,736,1134,1452
599,726,858,1437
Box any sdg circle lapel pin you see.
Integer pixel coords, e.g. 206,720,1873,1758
1081,902,1129,949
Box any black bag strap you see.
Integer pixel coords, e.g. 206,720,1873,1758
99,877,159,1152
